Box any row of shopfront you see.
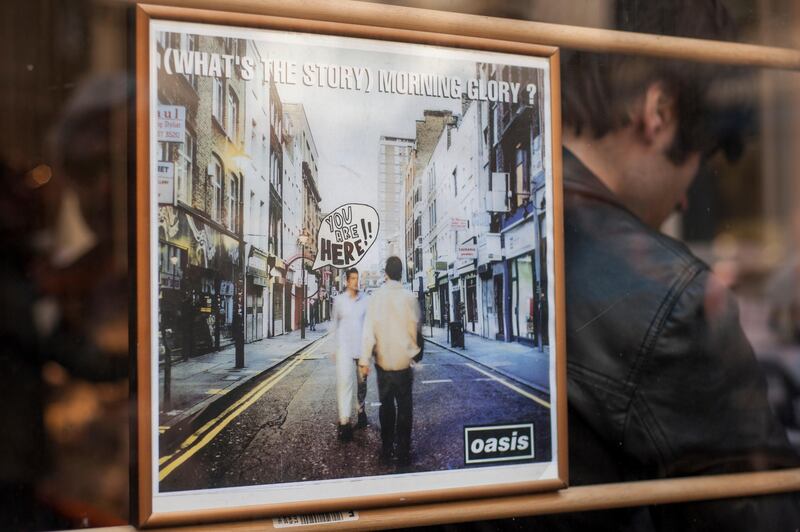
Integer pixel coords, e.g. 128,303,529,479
157,205,331,360
420,190,549,350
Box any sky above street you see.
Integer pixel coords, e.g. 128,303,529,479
156,20,549,270
255,33,471,269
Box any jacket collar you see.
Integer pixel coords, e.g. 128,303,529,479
563,148,628,212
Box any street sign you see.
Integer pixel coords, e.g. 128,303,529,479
248,255,268,272
451,217,468,230
457,244,478,260
157,105,186,143
157,161,175,204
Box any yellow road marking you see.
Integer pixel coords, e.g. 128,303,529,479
167,338,326,455
464,363,551,409
205,388,227,395
159,337,328,481
173,339,325,452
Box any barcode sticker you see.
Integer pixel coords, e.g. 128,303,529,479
273,510,359,528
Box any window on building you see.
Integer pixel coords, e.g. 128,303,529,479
269,209,281,256
226,89,239,141
209,156,223,222
158,242,185,289
259,200,266,251
157,140,169,162
452,168,458,196
514,144,530,209
269,154,282,196
269,154,276,191
176,130,195,204
226,173,239,231
212,78,223,124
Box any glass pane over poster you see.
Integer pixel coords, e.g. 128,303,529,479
142,12,564,520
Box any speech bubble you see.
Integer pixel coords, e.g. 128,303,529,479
311,203,380,270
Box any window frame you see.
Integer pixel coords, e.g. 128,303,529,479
208,155,223,222
211,77,224,125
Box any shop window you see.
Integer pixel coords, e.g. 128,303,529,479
158,242,185,290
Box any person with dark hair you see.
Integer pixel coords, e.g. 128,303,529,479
309,300,317,331
535,0,800,529
331,267,368,441
359,257,420,466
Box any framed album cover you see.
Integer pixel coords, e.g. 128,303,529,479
135,3,566,526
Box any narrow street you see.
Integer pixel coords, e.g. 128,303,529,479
159,335,552,492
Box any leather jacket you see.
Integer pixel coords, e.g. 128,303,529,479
536,151,800,530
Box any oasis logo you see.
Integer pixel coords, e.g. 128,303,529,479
464,423,534,464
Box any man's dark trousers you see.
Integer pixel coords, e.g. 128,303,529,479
376,365,413,459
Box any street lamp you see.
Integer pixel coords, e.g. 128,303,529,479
298,228,311,339
221,142,249,369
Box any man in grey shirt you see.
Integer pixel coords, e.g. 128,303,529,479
359,256,421,465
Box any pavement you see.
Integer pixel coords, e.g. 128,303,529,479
423,326,551,394
158,323,330,432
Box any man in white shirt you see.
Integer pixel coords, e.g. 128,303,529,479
332,267,368,441
359,257,421,465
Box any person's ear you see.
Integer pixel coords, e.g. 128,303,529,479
639,82,677,147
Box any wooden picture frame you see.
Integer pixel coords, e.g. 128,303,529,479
135,3,567,527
